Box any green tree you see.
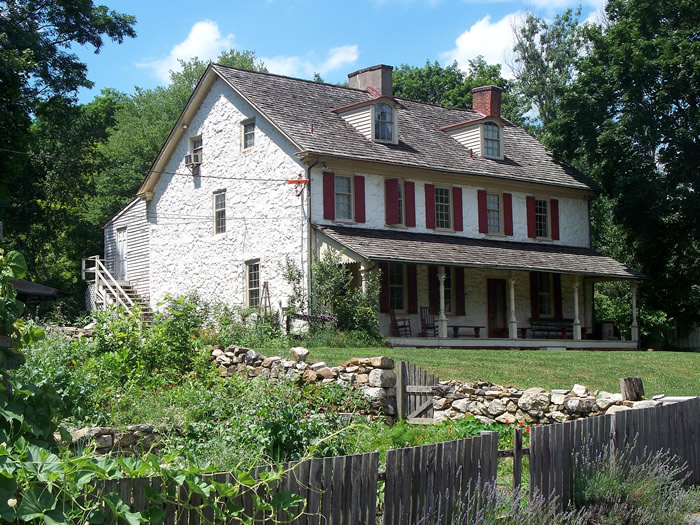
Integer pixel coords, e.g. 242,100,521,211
392,58,526,125
510,8,586,141
550,0,700,340
91,50,267,224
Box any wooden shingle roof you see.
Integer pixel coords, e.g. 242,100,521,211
214,65,600,192
315,224,646,279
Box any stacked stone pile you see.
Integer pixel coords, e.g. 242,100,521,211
209,345,397,416
45,325,93,341
432,381,661,425
67,424,159,454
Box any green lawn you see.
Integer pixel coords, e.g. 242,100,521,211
304,347,700,397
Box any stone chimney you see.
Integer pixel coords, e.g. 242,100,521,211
472,85,502,118
348,65,394,97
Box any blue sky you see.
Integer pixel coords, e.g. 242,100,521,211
75,0,604,103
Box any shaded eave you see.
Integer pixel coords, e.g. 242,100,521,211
314,224,646,280
137,64,303,199
297,151,600,196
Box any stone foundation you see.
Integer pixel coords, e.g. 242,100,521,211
68,424,159,454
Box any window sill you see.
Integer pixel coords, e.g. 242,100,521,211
435,227,455,234
486,231,505,237
332,219,356,225
385,223,407,229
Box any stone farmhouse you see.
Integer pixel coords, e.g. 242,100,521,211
85,64,645,349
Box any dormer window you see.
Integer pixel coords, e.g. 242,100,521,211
483,122,500,157
374,102,393,142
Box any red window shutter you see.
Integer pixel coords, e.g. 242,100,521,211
530,272,539,318
550,199,559,240
385,178,399,225
379,261,389,313
425,184,436,229
477,190,488,233
452,187,463,231
354,175,365,223
405,181,416,227
455,268,465,316
407,264,418,314
526,196,537,238
323,172,335,220
428,265,439,315
553,273,563,318
503,193,513,236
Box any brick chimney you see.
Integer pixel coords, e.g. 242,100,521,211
472,85,502,118
348,65,394,97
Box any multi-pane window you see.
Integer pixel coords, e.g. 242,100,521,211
388,263,405,310
374,102,393,142
487,193,501,233
537,272,553,317
214,191,226,234
247,261,260,308
397,182,404,225
243,121,255,149
483,122,500,157
335,175,352,220
535,199,549,237
435,187,451,229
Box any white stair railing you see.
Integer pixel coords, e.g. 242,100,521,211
82,256,136,311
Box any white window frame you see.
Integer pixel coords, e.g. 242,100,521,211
334,175,354,222
241,119,255,151
246,260,261,308
190,136,203,175
434,186,452,230
213,190,226,235
486,192,504,235
372,102,397,144
481,121,503,159
535,198,550,239
388,263,407,312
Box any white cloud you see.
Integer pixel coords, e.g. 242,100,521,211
262,45,359,79
137,20,234,83
442,13,521,79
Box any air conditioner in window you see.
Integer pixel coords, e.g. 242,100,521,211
184,153,202,165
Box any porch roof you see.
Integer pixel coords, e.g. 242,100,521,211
314,224,646,280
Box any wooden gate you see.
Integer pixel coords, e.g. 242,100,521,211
396,361,439,424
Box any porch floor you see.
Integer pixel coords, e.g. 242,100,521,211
386,336,639,351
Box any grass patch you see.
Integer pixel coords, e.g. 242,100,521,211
304,347,700,396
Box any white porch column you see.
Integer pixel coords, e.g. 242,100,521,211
508,274,518,338
438,266,448,338
360,261,369,293
573,276,582,340
631,281,639,342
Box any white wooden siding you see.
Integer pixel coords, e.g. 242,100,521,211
339,106,372,139
103,198,150,299
447,125,481,155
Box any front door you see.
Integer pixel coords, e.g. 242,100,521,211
487,279,507,338
115,227,127,280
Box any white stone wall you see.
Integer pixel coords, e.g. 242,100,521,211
310,168,590,247
148,78,308,310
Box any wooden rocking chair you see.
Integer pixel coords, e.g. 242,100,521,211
420,306,437,337
390,309,412,337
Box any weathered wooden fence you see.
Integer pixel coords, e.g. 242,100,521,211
530,397,700,509
383,431,499,525
396,361,439,423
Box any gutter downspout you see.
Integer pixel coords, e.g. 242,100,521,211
305,157,319,313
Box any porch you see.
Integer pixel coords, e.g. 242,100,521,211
313,224,646,350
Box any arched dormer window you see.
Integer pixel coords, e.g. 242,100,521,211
483,121,501,158
374,102,393,142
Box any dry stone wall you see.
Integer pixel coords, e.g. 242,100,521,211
210,345,398,416
67,424,159,454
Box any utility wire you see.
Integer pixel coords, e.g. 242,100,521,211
0,147,301,183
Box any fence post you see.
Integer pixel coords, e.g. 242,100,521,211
396,361,404,419
513,428,523,496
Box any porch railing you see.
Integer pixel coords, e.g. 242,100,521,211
81,256,135,311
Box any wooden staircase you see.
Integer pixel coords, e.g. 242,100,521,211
82,256,153,325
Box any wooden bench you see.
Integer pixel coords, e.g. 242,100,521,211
528,318,574,339
449,325,485,338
